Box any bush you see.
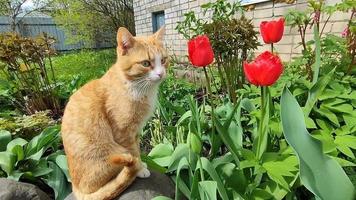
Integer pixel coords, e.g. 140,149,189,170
0,33,61,117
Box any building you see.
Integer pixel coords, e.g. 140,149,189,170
133,0,350,61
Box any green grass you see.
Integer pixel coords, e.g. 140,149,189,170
51,49,116,83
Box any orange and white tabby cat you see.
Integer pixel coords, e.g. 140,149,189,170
61,27,168,200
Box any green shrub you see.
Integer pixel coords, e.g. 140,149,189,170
0,126,71,200
0,111,56,139
0,33,61,117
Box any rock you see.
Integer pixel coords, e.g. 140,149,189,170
65,171,175,200
0,178,51,200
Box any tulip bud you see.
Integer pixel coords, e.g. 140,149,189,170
243,51,283,86
188,35,215,67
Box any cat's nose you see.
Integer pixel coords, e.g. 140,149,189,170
157,72,163,78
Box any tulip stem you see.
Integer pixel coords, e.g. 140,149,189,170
256,86,268,160
203,67,212,98
271,43,274,54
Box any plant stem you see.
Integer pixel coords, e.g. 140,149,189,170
256,86,267,160
271,43,274,54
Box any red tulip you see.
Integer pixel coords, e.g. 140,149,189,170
188,35,214,67
260,18,285,44
243,51,283,86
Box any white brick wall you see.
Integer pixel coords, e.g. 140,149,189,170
133,0,350,62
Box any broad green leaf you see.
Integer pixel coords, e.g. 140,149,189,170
304,69,335,116
6,138,27,152
45,162,71,200
197,157,229,200
0,130,12,151
213,114,240,165
141,154,167,174
198,181,217,200
6,138,27,161
148,143,174,158
281,87,355,200
175,157,191,200
25,126,60,157
55,155,71,182
0,152,16,175
168,144,193,172
219,163,247,194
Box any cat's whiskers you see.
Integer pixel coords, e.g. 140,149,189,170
128,77,156,100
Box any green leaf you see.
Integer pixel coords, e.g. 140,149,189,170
197,157,229,200
6,138,27,161
148,143,174,158
168,144,192,172
7,170,24,181
0,130,12,151
315,107,340,127
251,188,273,200
304,69,335,116
25,126,60,157
55,155,71,182
175,157,191,200
281,87,355,200
332,157,356,167
198,181,217,200
0,152,16,175
262,156,298,190
141,154,167,174
45,162,71,200
213,113,240,165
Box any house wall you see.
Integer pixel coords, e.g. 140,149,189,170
133,0,350,62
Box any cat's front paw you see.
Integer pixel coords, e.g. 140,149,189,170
137,167,150,178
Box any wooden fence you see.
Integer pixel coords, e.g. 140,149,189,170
0,16,115,51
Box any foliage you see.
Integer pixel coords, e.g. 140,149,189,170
50,0,134,46
203,17,259,102
0,32,61,117
0,126,71,200
284,0,356,77
143,68,198,148
0,110,56,139
281,88,355,200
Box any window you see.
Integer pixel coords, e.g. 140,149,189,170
152,11,165,33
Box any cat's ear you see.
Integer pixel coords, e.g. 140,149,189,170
117,27,135,55
153,26,165,41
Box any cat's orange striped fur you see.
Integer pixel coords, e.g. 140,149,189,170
61,27,168,200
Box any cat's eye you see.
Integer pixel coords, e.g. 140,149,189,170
161,57,167,64
141,60,151,67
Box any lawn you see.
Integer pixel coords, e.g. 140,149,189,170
51,49,116,83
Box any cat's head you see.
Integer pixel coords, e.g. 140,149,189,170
115,27,169,86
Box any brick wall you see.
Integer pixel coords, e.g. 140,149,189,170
133,0,350,62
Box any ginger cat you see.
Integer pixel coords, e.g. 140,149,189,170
61,27,168,200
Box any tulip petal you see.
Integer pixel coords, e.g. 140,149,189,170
187,35,214,67
244,51,283,86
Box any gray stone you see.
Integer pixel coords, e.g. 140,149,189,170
0,178,51,200
65,171,175,200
